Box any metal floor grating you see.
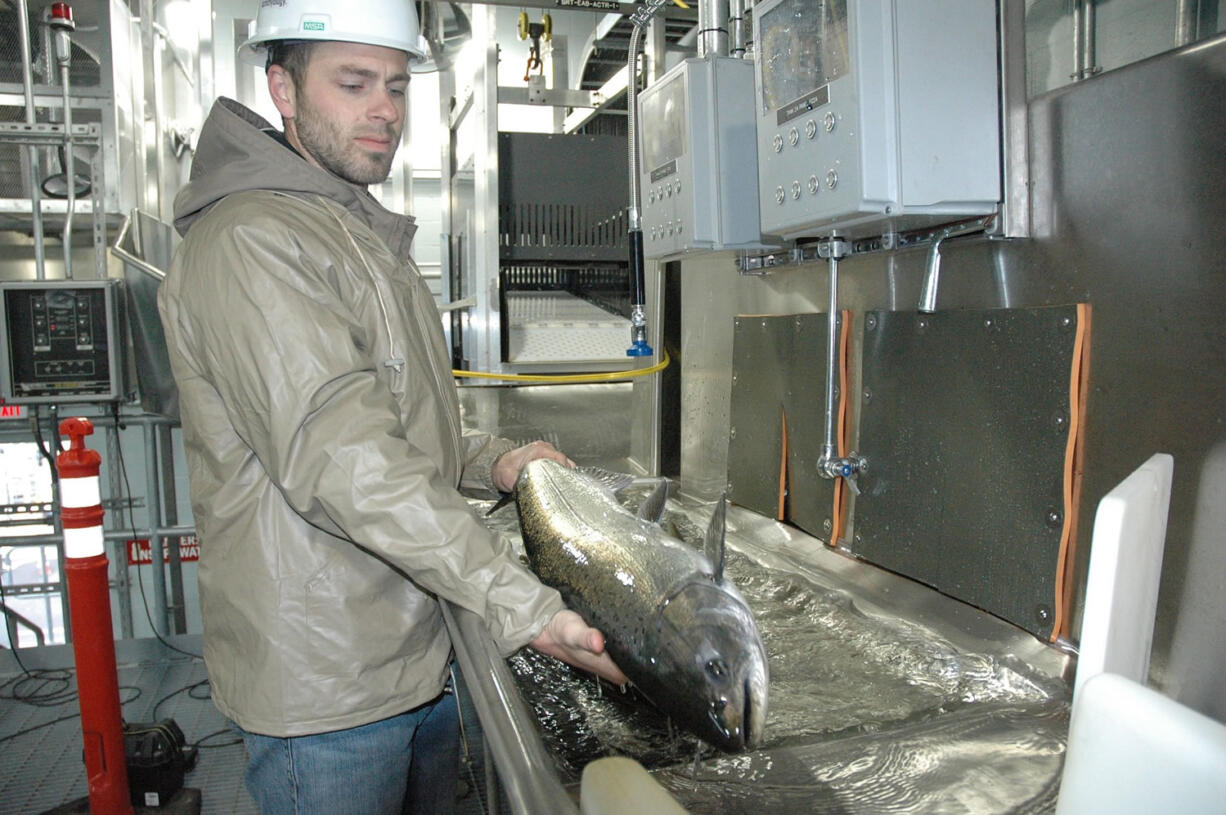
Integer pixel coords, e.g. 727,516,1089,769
504,291,630,364
1,637,495,815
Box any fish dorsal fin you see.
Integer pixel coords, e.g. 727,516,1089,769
704,495,727,582
575,465,639,494
636,479,670,524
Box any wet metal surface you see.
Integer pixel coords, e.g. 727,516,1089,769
727,314,839,540
856,306,1080,640
481,482,1070,814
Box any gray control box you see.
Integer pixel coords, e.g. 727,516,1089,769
1,280,128,404
754,0,1001,240
639,55,772,260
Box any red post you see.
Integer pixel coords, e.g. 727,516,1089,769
57,417,134,815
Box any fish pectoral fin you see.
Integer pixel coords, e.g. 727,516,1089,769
703,495,728,582
485,491,516,517
635,479,670,524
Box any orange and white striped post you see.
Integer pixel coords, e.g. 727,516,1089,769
57,417,133,814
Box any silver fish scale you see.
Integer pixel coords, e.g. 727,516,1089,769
517,461,713,652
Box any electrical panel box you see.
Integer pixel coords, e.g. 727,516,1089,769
753,0,1001,240
0,280,128,404
639,55,772,260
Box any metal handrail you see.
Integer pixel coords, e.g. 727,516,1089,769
441,601,578,815
110,212,167,280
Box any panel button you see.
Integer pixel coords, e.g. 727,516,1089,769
775,186,785,204
788,127,799,147
825,170,839,189
805,119,817,140
824,111,837,133
808,174,819,194
772,134,783,153
791,180,801,199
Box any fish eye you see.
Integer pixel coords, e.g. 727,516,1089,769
705,658,728,679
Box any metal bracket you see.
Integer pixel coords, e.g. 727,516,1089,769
0,121,99,147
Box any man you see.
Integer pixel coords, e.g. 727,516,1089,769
158,2,626,812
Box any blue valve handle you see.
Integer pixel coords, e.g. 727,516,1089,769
626,339,654,357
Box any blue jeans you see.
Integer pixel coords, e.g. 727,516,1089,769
232,690,460,815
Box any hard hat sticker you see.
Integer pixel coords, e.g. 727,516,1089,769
300,14,329,33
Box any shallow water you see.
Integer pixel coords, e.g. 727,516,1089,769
481,492,1069,813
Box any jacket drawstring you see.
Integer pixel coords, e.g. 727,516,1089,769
315,195,406,374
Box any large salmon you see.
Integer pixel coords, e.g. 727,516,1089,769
514,459,769,752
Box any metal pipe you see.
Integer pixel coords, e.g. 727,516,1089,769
627,24,644,233
821,254,839,463
1072,0,1098,80
729,0,746,58
1176,0,1198,46
677,23,700,49
1083,0,1097,78
0,526,196,549
625,25,653,357
142,422,169,635
623,0,672,358
1071,0,1083,80
998,0,1030,238
918,236,944,314
16,0,47,280
47,2,78,278
58,63,75,279
104,423,135,638
698,0,729,58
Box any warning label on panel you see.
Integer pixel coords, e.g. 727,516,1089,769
127,536,200,566
556,0,623,9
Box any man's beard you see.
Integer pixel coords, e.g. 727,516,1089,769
293,92,400,185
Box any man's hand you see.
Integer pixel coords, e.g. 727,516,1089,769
492,440,574,492
531,609,629,686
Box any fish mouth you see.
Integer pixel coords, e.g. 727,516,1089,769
743,677,757,748
743,650,769,750
706,673,765,752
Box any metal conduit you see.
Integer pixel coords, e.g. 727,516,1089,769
1176,0,1200,46
698,0,729,58
16,0,47,279
1071,0,1098,81
821,254,839,463
55,30,75,278
729,0,747,58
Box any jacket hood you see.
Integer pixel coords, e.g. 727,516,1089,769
173,97,416,258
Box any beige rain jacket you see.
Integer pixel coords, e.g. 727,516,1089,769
159,98,564,737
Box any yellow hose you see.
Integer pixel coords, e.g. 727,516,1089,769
453,350,670,383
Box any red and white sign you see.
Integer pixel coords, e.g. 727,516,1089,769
126,536,200,566
1,405,24,418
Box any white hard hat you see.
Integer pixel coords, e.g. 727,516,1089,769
239,0,429,66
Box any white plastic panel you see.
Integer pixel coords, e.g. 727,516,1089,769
1075,452,1174,701
1057,672,1226,815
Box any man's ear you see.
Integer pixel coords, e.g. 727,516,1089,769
267,65,296,120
